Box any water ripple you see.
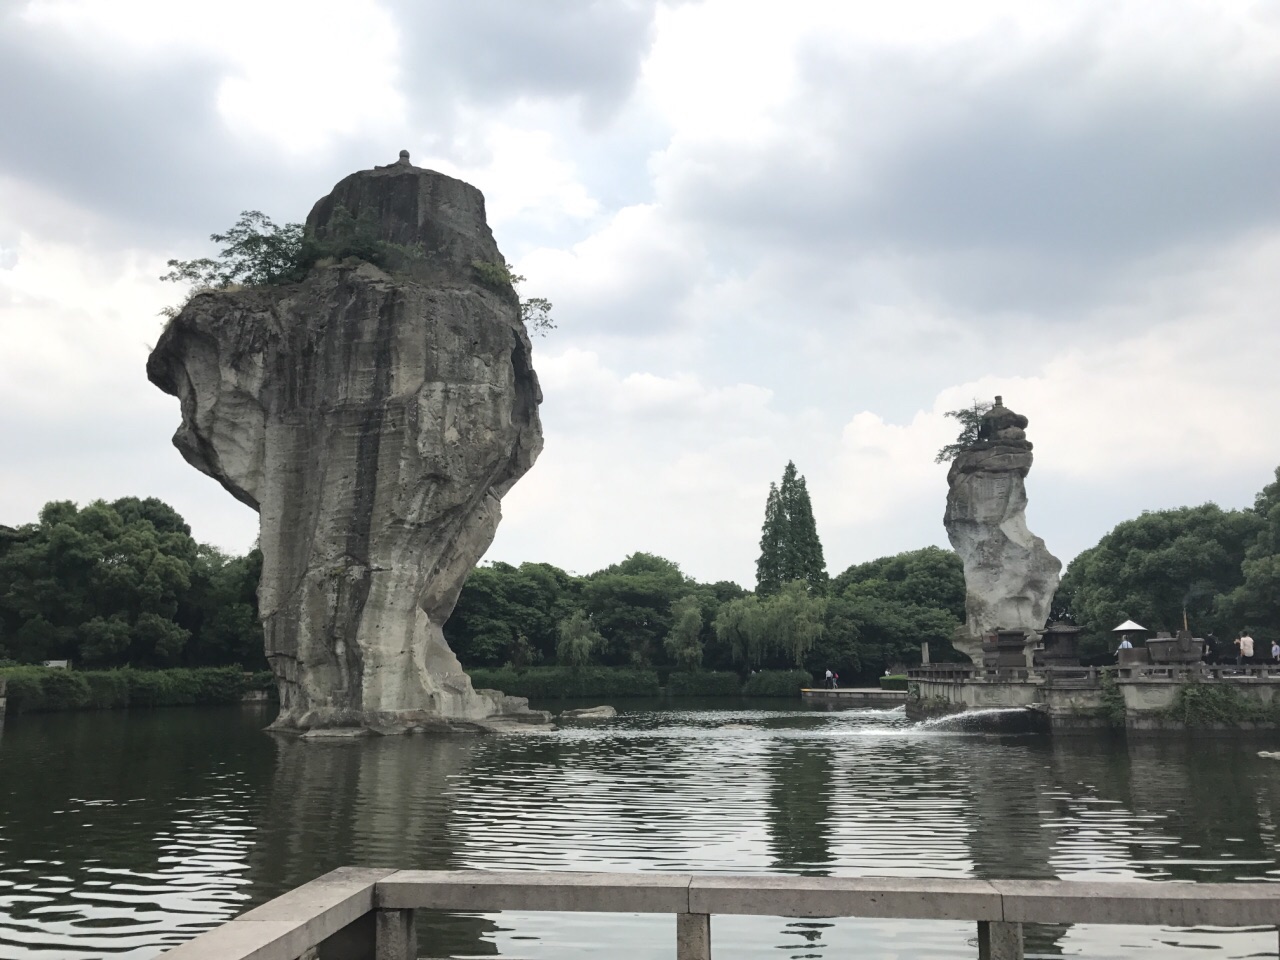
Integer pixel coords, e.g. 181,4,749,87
2,702,1278,958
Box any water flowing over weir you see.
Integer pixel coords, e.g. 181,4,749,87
918,707,1051,735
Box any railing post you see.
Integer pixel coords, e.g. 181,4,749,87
677,912,711,960
375,908,416,960
977,920,1023,960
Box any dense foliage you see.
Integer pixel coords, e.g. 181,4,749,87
0,499,264,669
756,461,827,595
12,462,1280,693
446,545,964,683
1226,467,1280,640
1058,503,1263,654
0,665,273,713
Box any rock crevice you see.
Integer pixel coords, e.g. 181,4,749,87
148,155,546,732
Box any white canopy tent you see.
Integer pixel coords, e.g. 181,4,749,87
1112,619,1148,633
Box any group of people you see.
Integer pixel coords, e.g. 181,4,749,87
823,669,840,689
1118,630,1280,665
1211,631,1280,666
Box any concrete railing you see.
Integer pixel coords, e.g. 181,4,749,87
159,868,1280,960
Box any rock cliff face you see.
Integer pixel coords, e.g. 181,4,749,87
944,396,1061,661
147,153,545,731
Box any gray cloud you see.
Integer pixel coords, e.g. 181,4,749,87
0,11,388,248
660,42,1280,316
386,0,661,127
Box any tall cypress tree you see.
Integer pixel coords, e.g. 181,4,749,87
756,462,827,595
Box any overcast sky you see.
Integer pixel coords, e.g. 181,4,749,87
3,0,1279,587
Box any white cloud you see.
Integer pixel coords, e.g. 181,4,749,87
20,0,406,154
4,0,1280,594
415,119,600,231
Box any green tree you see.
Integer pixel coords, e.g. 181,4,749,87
935,399,993,464
1226,467,1280,644
445,561,581,666
1060,503,1262,654
830,546,965,677
582,553,692,666
0,498,204,666
179,546,266,669
664,595,705,671
556,611,602,668
715,582,826,669
756,461,827,595
160,211,306,293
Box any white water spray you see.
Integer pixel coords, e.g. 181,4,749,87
919,707,1047,734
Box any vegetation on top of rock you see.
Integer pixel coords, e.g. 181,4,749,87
934,399,994,464
160,210,555,335
160,208,423,316
471,258,555,336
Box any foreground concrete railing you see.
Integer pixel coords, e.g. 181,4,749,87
160,868,1280,960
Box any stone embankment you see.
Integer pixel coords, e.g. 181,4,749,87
908,662,1280,732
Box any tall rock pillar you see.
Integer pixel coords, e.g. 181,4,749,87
943,396,1061,662
147,153,545,731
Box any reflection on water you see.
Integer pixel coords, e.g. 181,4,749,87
1,699,1278,959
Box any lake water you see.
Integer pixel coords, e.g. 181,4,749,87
1,699,1279,959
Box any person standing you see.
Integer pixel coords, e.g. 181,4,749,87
1271,639,1279,664
1236,631,1255,666
824,668,834,689
1203,633,1218,664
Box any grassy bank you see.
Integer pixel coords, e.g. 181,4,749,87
0,665,274,714
469,666,814,699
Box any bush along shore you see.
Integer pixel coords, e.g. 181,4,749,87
468,666,814,700
0,665,275,714
0,665,818,714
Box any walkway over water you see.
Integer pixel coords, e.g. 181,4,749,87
800,686,906,706
163,868,1280,960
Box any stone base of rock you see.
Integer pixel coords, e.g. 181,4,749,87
281,697,556,738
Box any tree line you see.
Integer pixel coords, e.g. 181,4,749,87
0,464,963,681
1057,466,1280,654
5,460,1279,676
0,498,264,669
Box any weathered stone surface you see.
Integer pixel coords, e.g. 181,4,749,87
147,153,543,731
944,397,1060,662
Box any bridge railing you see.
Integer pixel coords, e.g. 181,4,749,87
159,868,1280,960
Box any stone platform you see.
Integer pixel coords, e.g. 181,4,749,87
801,687,906,707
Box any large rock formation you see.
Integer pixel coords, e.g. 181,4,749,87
147,152,546,732
944,396,1061,662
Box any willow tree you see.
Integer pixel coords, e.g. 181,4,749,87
756,461,827,595
664,595,705,670
714,582,826,667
